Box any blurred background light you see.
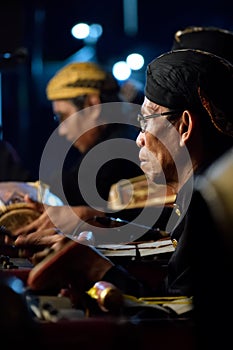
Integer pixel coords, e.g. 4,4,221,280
126,53,144,70
89,23,103,40
112,61,131,81
71,23,90,39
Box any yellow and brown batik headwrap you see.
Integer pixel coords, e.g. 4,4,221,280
46,62,119,100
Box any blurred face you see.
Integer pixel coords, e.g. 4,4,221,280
53,99,80,142
136,97,181,187
52,98,101,153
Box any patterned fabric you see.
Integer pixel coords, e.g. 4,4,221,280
145,49,233,136
172,26,233,64
46,62,119,100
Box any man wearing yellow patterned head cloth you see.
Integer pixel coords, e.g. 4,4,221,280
44,61,143,205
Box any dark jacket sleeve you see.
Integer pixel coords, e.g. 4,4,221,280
103,264,153,297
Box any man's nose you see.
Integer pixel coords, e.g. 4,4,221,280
136,131,145,148
58,122,67,136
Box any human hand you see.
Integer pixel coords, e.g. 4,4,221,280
2,194,45,245
14,205,104,237
12,205,104,259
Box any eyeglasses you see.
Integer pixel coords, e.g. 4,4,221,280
137,110,181,133
53,110,81,124
54,114,61,123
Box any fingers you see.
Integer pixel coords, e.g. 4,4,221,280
4,235,14,245
13,219,40,236
15,228,64,260
23,194,45,213
14,211,54,236
31,247,53,265
24,194,35,203
14,227,63,247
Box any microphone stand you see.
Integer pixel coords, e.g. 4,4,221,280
67,215,169,246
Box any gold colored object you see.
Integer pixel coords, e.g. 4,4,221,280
172,239,178,248
0,181,62,233
125,295,193,315
0,204,41,233
108,174,177,210
87,281,124,312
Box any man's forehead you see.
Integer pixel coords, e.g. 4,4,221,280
142,97,163,113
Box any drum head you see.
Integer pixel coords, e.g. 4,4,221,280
0,181,63,233
0,204,41,232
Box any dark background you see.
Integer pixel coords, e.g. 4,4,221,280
0,0,232,179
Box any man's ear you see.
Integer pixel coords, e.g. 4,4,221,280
179,110,193,146
84,94,102,119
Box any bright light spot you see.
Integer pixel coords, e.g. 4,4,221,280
71,23,90,39
112,61,131,81
89,24,103,39
126,53,144,70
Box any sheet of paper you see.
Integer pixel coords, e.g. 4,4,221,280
97,239,175,257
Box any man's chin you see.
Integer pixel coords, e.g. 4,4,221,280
140,166,165,184
139,168,154,182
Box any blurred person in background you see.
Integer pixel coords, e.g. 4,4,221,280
5,61,144,241
45,61,143,206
